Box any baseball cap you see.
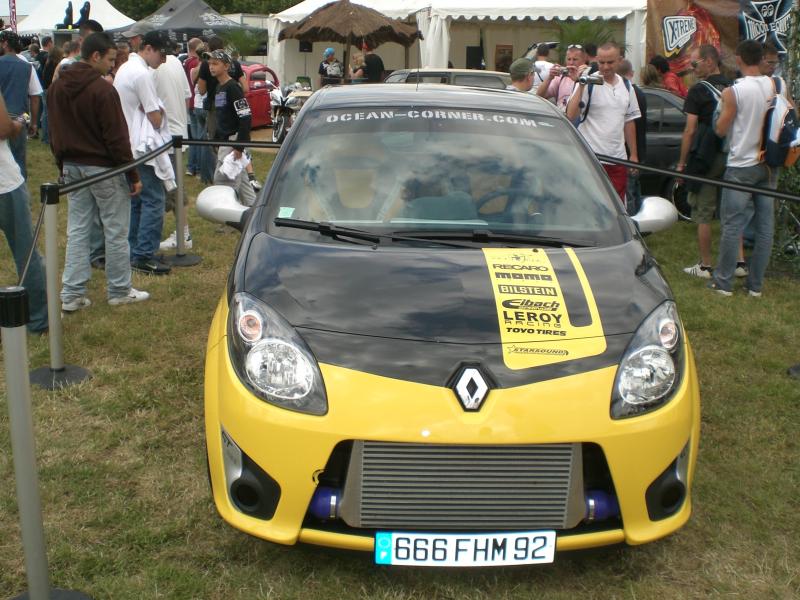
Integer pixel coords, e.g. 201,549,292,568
202,49,232,64
323,47,334,58
141,30,169,53
509,57,533,78
121,22,150,39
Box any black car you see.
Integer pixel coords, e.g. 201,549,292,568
639,86,686,197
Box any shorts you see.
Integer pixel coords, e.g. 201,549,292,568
687,152,726,224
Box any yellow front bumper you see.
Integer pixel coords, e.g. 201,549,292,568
205,297,701,552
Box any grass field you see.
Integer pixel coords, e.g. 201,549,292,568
1,140,799,599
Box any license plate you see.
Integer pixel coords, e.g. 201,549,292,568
374,531,556,567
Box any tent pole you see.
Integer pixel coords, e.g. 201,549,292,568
343,42,350,83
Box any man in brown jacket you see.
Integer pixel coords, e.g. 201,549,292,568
48,32,149,311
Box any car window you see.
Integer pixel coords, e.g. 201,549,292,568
384,72,407,83
660,101,685,130
265,107,626,246
405,73,448,85
646,94,664,133
452,74,508,89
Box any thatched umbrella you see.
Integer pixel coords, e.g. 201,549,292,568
278,0,422,80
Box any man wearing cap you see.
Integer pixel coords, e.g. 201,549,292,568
114,30,172,275
207,50,256,207
507,58,535,92
318,47,344,87
0,29,42,178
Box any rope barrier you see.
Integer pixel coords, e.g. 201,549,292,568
596,153,800,205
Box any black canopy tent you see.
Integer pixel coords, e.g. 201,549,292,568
110,0,265,50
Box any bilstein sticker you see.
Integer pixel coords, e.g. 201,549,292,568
483,248,606,369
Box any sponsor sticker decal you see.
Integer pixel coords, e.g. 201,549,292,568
483,248,606,369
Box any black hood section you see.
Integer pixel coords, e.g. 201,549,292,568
237,234,671,387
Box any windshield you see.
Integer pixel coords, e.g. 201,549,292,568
264,106,626,246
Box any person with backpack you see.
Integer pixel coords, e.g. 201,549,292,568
566,41,640,204
676,44,748,280
709,40,776,297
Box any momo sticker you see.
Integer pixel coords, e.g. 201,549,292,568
483,248,606,369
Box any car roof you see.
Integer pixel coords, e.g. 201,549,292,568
392,68,510,78
307,83,559,117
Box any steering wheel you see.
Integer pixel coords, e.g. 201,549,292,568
476,187,539,211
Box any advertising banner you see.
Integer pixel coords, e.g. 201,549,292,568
647,0,796,75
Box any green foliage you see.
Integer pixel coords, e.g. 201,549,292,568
555,19,617,63
109,0,299,22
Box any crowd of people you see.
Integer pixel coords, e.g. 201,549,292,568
505,39,794,299
0,21,260,327
0,21,796,336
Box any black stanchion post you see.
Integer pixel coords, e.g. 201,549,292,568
162,135,202,267
29,183,91,391
1,286,92,600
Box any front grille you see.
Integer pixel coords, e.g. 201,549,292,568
339,441,585,530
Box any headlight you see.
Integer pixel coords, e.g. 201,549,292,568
611,301,685,419
228,293,327,415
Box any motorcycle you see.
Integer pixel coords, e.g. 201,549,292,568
269,81,313,144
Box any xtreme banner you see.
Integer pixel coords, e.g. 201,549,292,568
646,0,795,75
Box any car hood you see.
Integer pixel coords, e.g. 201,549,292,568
241,232,669,337
237,234,671,386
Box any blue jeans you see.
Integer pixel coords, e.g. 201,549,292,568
8,131,27,180
0,183,48,332
40,94,49,144
129,164,165,263
188,108,201,175
714,164,776,293
194,108,215,184
61,164,132,301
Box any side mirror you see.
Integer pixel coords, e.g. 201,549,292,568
197,185,249,231
631,196,678,234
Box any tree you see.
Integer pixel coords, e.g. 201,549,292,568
109,0,299,21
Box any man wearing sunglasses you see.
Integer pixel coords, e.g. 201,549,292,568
676,44,742,280
536,44,584,112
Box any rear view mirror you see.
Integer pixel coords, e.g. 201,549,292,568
631,196,678,234
197,185,250,231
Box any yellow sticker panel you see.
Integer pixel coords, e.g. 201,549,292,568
483,248,606,369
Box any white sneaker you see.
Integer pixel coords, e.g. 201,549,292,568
683,262,712,279
251,179,262,191
744,287,762,298
109,288,150,306
159,228,192,250
735,262,749,277
62,296,91,312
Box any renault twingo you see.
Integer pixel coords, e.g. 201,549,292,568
198,85,700,567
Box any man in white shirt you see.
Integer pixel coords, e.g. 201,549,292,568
154,52,193,250
114,30,172,275
532,44,553,88
710,40,776,297
566,41,639,204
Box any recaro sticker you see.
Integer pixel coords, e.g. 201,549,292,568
483,248,606,369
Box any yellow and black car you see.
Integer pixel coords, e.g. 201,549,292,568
198,84,700,567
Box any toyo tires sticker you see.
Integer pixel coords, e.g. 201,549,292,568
483,248,606,369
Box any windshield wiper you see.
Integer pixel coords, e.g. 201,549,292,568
274,218,381,245
396,229,596,248
274,218,475,248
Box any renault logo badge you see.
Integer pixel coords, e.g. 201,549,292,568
452,367,490,411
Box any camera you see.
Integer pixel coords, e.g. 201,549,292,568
558,68,570,76
578,73,604,86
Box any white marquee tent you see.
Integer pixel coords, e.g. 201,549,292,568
17,0,135,34
266,0,647,88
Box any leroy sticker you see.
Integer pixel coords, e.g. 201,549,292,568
483,248,606,369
